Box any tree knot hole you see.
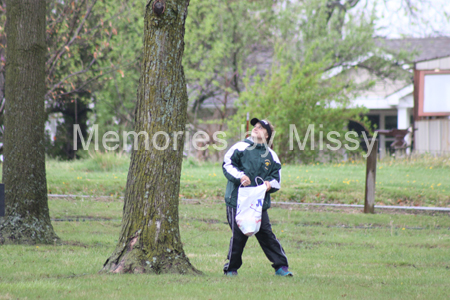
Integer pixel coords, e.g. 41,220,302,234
153,0,166,16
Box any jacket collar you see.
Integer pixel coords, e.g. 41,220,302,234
244,138,267,149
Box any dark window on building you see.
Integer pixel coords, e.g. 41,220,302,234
385,116,398,130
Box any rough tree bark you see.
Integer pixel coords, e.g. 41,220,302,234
101,0,200,274
0,0,59,244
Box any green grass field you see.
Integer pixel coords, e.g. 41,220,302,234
1,154,450,299
9,152,447,207
1,197,450,299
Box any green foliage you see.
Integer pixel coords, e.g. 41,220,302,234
229,45,368,163
185,0,414,162
0,0,420,160
92,1,143,137
45,0,144,157
183,0,276,129
183,0,414,123
89,0,278,141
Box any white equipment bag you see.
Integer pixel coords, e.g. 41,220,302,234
235,177,266,236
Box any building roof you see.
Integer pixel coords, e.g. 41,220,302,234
377,37,450,63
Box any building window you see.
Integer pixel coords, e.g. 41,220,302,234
385,116,398,130
417,70,450,117
424,74,450,113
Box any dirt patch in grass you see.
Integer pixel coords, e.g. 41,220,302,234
59,240,89,248
52,216,117,222
402,243,450,249
272,203,450,216
295,240,377,250
50,196,123,203
185,217,224,224
385,263,418,268
296,240,349,249
199,218,222,224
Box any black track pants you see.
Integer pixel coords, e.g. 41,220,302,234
223,206,289,272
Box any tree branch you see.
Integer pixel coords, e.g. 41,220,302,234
46,0,98,78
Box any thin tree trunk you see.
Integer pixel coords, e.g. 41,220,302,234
0,0,59,245
101,0,200,274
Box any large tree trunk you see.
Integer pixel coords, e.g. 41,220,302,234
101,0,200,274
0,0,59,244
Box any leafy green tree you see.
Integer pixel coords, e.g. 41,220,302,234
44,0,135,158
176,0,278,160
81,0,277,156
184,0,275,113
229,46,368,163
91,1,144,145
226,0,417,163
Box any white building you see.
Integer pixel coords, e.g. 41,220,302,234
352,37,450,155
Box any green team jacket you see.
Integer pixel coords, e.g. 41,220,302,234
222,138,282,210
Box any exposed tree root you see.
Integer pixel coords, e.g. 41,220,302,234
100,232,201,275
0,217,60,245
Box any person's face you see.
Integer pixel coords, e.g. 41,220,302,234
251,122,268,142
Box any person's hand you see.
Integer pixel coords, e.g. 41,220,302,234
240,175,250,186
264,181,271,192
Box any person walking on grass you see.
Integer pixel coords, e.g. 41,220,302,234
222,118,293,277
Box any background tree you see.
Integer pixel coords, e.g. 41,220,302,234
183,0,275,113
230,46,368,163
44,0,135,159
177,0,277,159
87,0,144,151
101,0,200,274
0,0,142,158
183,0,416,162
227,0,416,163
372,0,450,37
276,0,412,87
0,0,58,244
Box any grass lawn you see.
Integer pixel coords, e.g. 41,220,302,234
2,153,446,207
1,196,450,299
1,154,450,299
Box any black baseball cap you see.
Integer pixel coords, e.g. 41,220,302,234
250,118,272,142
